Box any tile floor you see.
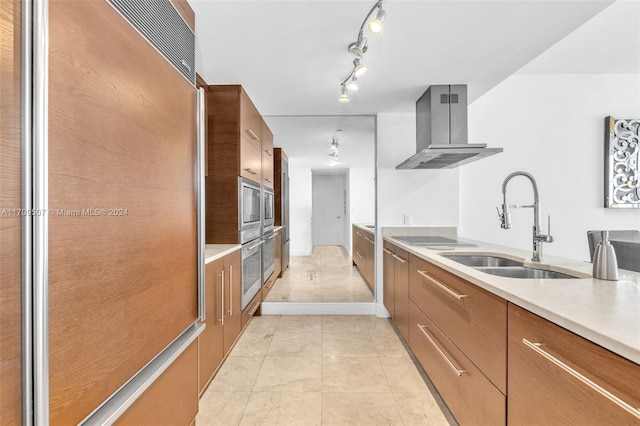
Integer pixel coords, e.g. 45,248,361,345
264,246,374,303
197,315,453,425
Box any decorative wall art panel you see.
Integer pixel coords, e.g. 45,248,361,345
605,116,639,208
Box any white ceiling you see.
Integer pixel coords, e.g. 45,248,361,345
190,0,638,171
264,116,376,169
192,0,615,116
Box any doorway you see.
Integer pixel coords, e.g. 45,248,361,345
312,171,348,248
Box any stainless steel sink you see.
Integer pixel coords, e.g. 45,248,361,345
441,254,522,267
441,254,581,279
474,266,578,279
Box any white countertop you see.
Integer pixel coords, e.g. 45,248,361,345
353,223,375,234
384,235,640,364
205,244,241,264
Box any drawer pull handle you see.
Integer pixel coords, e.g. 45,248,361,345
249,302,260,316
220,270,225,326
522,339,640,419
392,254,407,264
246,129,260,140
264,149,273,156
418,324,466,377
417,270,467,301
383,248,394,255
356,252,364,259
265,178,273,183
228,266,233,316
356,231,363,236
244,168,258,175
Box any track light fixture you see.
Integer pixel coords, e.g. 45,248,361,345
339,0,386,103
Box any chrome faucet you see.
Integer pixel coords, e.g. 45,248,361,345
497,171,554,262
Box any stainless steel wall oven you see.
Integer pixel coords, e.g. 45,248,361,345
239,177,261,244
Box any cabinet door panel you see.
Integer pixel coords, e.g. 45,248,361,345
240,93,261,150
223,250,242,354
262,152,274,188
382,244,395,318
409,302,505,426
409,254,506,393
48,2,197,423
508,303,640,425
240,136,262,184
0,0,23,422
198,259,224,394
116,341,198,426
393,247,409,340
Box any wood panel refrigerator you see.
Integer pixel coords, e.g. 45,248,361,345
0,0,206,424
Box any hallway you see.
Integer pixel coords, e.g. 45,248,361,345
196,315,452,425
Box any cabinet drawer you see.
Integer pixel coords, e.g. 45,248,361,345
409,254,507,393
508,303,640,425
242,291,262,329
262,152,274,188
240,136,262,183
408,301,505,426
240,92,261,150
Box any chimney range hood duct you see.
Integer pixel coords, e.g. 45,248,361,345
396,84,503,169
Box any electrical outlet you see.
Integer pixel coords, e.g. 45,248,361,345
403,214,412,225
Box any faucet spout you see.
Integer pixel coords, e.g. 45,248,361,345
498,171,553,262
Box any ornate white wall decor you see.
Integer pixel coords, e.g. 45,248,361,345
605,116,639,208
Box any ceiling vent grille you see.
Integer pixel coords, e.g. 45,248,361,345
107,0,195,85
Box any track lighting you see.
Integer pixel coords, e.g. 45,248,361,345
338,0,386,103
338,85,349,103
368,8,386,34
353,59,367,78
348,37,368,59
346,77,359,92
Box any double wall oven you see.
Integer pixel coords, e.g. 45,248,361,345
239,178,262,310
262,187,275,283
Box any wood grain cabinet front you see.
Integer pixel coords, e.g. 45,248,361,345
240,135,262,183
198,258,225,395
409,254,507,394
382,240,409,340
262,121,275,188
408,301,506,426
508,303,640,425
240,91,262,150
198,249,243,394
351,225,375,291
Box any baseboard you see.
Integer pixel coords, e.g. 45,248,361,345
261,302,377,315
376,303,391,318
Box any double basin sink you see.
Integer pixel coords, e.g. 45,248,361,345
441,254,580,279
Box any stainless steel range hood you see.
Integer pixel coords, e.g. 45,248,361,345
396,84,503,169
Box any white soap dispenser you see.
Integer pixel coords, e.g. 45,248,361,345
592,231,619,281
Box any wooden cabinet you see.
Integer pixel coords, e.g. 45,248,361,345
240,135,262,183
242,291,262,330
223,250,242,355
205,85,272,243
262,122,274,188
351,225,375,292
508,303,640,425
240,91,262,150
0,1,23,422
117,341,198,426
263,229,282,300
198,249,242,394
407,254,507,424
409,254,507,394
383,240,409,340
408,302,506,425
198,258,224,395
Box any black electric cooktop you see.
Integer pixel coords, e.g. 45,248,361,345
392,236,478,247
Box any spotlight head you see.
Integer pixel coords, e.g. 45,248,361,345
348,38,368,58
338,86,350,103
353,59,367,78
368,8,386,34
346,77,359,92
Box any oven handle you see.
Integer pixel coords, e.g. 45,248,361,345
243,240,264,259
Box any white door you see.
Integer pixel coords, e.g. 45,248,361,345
312,174,345,246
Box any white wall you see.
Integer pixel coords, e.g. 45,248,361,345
289,164,375,257
377,113,460,227
289,163,312,256
460,74,640,261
